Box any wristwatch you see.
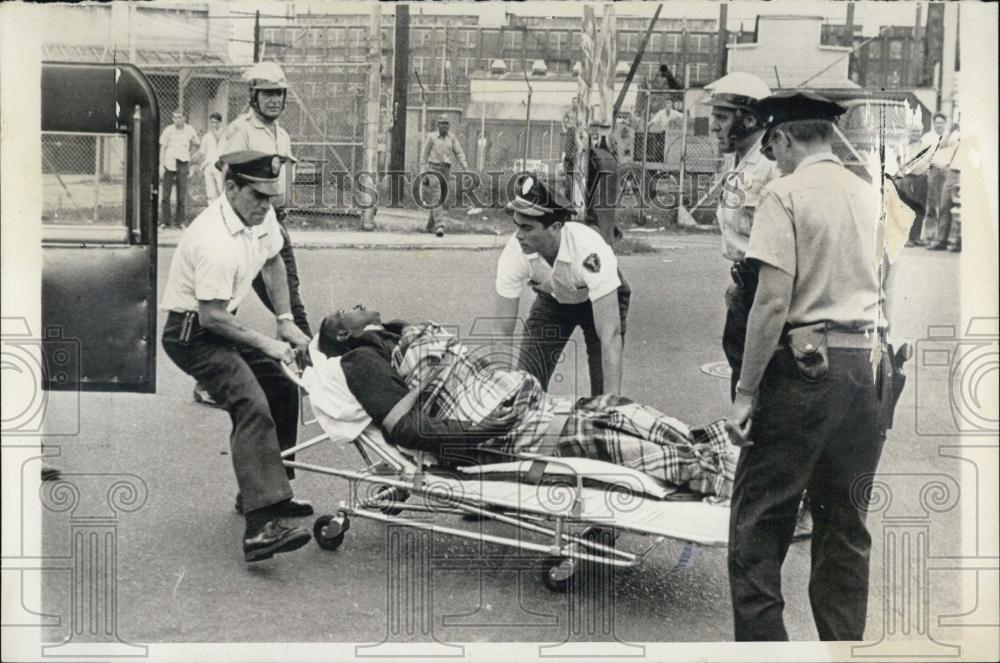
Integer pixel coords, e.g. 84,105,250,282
276,313,294,322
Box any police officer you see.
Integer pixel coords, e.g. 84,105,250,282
494,174,627,396
726,92,889,640
194,62,312,408
702,72,780,400
161,151,313,563
218,61,310,336
420,114,469,237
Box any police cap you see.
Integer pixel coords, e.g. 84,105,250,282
217,150,287,196
758,91,846,130
506,173,574,220
436,114,450,123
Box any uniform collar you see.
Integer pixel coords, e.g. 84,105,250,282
249,111,281,133
220,195,252,236
795,151,842,172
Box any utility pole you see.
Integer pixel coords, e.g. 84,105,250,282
844,3,855,47
253,10,261,62
717,3,728,78
361,3,382,230
389,4,410,179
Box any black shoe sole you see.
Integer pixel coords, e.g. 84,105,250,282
244,529,311,563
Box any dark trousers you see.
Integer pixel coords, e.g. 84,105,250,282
934,169,961,247
921,166,947,244
722,266,756,401
424,162,451,232
162,314,298,514
518,273,631,396
251,218,311,336
161,161,190,227
906,173,928,242
728,347,885,641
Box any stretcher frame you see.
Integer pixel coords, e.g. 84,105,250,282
280,361,729,590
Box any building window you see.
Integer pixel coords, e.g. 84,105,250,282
664,34,680,53
551,31,567,55
887,69,901,88
649,33,663,53
461,57,475,75
622,32,638,53
414,57,426,79
690,34,711,54
415,28,431,48
889,41,903,59
571,32,582,50
689,62,710,84
504,30,524,51
482,30,500,52
528,30,548,51
328,28,345,47
349,28,364,49
460,29,477,49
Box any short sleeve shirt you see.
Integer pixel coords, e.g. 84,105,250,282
159,123,199,171
746,152,884,331
218,112,294,198
423,132,468,168
715,137,782,262
495,222,620,304
160,195,284,313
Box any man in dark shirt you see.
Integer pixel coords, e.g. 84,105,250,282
315,306,510,462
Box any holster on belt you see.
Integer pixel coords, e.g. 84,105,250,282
785,322,830,382
879,342,912,432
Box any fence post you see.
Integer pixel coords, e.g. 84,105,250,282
361,3,382,230
640,89,650,221
678,65,690,213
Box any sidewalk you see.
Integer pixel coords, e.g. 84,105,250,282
157,206,717,251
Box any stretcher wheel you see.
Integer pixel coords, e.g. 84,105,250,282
541,556,577,593
313,513,350,551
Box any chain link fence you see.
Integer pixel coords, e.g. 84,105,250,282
42,133,127,227
141,61,378,222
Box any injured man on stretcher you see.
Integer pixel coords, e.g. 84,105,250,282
300,305,738,501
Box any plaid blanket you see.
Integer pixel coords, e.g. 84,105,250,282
392,323,736,499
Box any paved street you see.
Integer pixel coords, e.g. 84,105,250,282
39,241,970,645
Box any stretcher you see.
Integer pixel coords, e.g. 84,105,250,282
280,361,730,591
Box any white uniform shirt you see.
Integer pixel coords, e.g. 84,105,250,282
160,194,284,314
218,112,294,198
715,136,781,262
199,130,223,173
496,222,620,305
159,123,199,171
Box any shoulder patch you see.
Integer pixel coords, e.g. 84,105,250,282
583,253,601,274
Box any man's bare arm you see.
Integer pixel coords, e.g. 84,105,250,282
197,299,292,362
591,289,623,395
260,254,311,348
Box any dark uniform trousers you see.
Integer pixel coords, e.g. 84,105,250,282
728,346,885,641
723,261,758,401
161,160,190,228
162,313,298,514
518,271,631,396
424,162,451,233
251,220,311,336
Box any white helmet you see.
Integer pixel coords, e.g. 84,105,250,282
701,72,772,115
244,61,288,91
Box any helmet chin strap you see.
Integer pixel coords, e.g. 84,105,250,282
726,110,760,152
249,90,287,118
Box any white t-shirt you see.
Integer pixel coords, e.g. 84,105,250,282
159,123,199,171
160,196,284,313
495,222,620,305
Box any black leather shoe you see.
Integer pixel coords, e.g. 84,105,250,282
193,385,222,409
243,521,311,563
927,242,949,251
235,494,314,517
